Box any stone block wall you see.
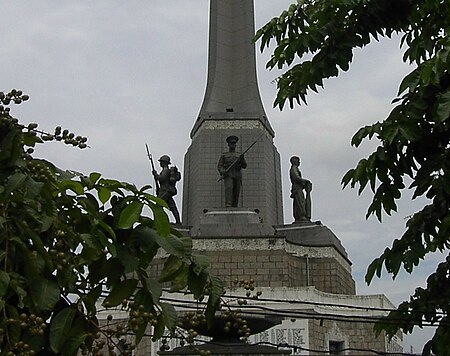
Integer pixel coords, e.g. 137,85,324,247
288,256,355,295
201,249,289,288
147,236,355,295
308,318,387,355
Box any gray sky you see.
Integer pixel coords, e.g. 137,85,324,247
1,1,441,352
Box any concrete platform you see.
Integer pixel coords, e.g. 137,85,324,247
190,208,275,237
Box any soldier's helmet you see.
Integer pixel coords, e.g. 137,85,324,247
158,155,171,164
226,135,239,144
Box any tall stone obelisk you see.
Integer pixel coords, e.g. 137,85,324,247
182,0,283,228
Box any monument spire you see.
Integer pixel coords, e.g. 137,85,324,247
182,0,283,228
191,0,274,138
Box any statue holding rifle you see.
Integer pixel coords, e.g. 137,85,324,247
217,135,248,208
146,145,181,225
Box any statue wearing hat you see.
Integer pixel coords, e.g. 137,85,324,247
153,155,182,225
217,135,247,207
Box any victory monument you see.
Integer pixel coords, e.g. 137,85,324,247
137,1,403,355
182,0,282,230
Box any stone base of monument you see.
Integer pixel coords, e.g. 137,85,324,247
158,341,291,356
159,314,290,356
190,208,275,237
275,223,349,258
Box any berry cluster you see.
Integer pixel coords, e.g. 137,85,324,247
51,126,88,148
0,313,47,356
232,278,262,305
25,159,56,184
0,89,29,108
0,90,88,150
81,312,136,356
48,230,75,272
219,310,251,339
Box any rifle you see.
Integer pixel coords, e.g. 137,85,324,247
145,144,160,194
218,132,265,182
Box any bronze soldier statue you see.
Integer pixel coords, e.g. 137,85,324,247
217,135,247,207
290,156,312,222
152,155,182,225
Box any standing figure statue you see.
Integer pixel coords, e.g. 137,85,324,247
152,155,182,225
218,135,247,207
290,156,312,223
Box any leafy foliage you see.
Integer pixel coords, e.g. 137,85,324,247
256,1,450,354
0,90,222,355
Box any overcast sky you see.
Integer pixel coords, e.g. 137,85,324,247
1,1,442,352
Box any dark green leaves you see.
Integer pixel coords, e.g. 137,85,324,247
205,276,224,328
29,278,60,312
118,201,143,229
0,270,10,297
5,172,26,194
256,0,416,110
398,69,421,95
103,278,139,307
436,90,450,122
0,91,220,354
258,0,450,353
50,307,76,353
161,302,178,332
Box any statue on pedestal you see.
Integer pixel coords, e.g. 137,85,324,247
152,155,182,225
217,136,247,208
290,156,312,222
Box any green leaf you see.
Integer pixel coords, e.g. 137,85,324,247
96,186,111,205
148,202,171,236
0,129,18,161
161,302,178,332
365,258,381,285
135,319,149,345
159,255,184,282
205,276,224,328
180,236,193,256
0,270,10,297
49,307,76,353
117,201,143,229
398,69,420,95
436,91,450,122
89,172,101,185
83,285,102,316
59,180,84,195
103,278,139,307
5,172,26,194
191,255,210,276
351,126,371,147
188,269,207,299
144,278,162,304
30,278,60,312
152,313,165,342
5,305,21,346
116,245,140,273
100,257,124,288
170,264,189,291
130,225,157,253
22,331,46,354
97,220,116,242
154,234,186,258
133,288,156,313
341,168,355,188
60,316,87,356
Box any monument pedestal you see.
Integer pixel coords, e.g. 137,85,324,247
190,208,275,237
159,314,289,356
159,342,290,356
